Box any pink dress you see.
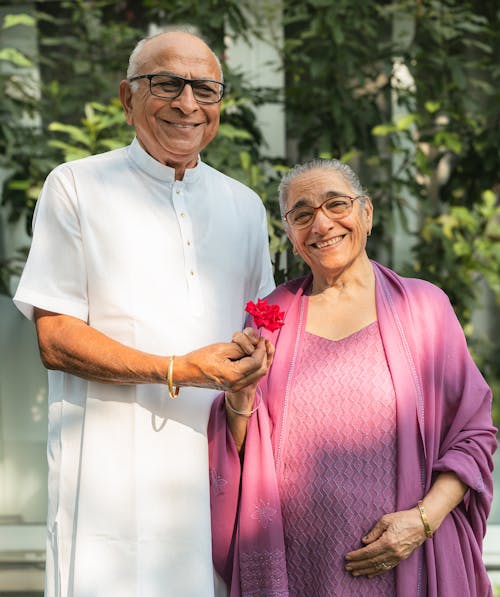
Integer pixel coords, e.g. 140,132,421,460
209,265,496,597
280,323,397,596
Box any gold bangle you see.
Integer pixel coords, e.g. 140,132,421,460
224,387,262,417
417,500,433,538
167,355,180,399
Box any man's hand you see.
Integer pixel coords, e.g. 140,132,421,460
34,309,273,391
176,328,274,391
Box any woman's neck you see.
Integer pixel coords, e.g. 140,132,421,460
310,254,374,297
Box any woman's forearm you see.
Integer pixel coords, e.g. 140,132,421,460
225,386,258,453
420,471,468,534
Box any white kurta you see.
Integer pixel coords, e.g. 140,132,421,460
13,139,275,597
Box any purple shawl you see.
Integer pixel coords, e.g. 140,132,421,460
208,261,497,596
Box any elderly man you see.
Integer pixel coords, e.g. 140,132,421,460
13,31,274,596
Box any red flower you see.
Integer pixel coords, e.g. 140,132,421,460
245,299,285,333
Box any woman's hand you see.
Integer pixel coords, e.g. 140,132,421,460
224,328,274,453
344,507,427,577
344,472,468,578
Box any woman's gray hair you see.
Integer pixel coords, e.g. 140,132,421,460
126,31,224,93
278,158,367,217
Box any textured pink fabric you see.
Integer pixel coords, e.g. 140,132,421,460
208,262,497,597
281,325,397,596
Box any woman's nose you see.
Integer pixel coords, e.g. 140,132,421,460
311,208,335,233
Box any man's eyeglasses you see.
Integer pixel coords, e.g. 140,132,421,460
283,195,364,229
128,72,225,104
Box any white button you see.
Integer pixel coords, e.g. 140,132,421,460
180,212,185,218
187,240,191,246
176,188,180,194
190,270,194,276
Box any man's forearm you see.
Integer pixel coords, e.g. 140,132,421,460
34,309,271,390
35,309,169,384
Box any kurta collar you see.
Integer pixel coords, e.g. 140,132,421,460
128,137,203,183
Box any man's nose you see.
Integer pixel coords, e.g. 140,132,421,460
170,83,198,113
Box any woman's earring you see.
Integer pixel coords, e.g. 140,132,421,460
292,246,298,255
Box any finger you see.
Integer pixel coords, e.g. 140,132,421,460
231,331,256,355
236,341,267,371
230,347,269,389
265,339,275,367
345,543,381,562
243,327,260,344
346,559,396,577
362,519,386,544
224,341,247,360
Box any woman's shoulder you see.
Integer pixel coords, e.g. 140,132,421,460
264,275,311,306
373,261,450,306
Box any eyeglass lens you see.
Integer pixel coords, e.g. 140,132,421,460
150,74,223,103
288,196,355,228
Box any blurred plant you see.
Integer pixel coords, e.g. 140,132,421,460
47,100,134,161
0,0,498,418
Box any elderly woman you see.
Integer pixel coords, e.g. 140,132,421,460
208,159,497,597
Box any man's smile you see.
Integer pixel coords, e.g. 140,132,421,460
162,119,203,128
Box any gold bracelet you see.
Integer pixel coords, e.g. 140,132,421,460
167,355,180,399
224,387,262,417
417,500,433,538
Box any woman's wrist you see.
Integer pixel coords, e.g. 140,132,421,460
225,386,261,416
225,387,262,417
418,472,468,536
416,500,433,538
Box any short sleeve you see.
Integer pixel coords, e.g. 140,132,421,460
255,203,275,299
13,166,88,321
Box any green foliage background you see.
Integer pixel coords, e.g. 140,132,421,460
0,0,498,418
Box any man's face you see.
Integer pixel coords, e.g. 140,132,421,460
120,33,221,178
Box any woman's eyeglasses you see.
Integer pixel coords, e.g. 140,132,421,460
283,195,364,229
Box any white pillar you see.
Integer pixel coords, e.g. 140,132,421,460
225,2,285,158
390,12,418,268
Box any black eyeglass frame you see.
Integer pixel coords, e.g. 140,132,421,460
283,194,365,229
128,72,226,104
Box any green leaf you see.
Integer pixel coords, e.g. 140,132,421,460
2,14,36,29
217,123,252,140
239,151,251,172
48,122,91,147
372,124,395,136
47,140,90,161
0,48,32,67
395,113,418,131
424,101,440,114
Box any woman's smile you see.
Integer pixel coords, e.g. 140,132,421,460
311,234,346,249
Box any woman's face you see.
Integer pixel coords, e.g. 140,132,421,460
284,168,373,283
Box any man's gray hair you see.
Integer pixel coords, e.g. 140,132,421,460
126,31,224,93
278,158,367,217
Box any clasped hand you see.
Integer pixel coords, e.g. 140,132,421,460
180,328,274,391
344,507,427,578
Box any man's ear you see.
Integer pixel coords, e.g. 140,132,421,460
119,80,134,126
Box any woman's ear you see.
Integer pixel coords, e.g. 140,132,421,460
364,197,374,235
284,226,298,255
